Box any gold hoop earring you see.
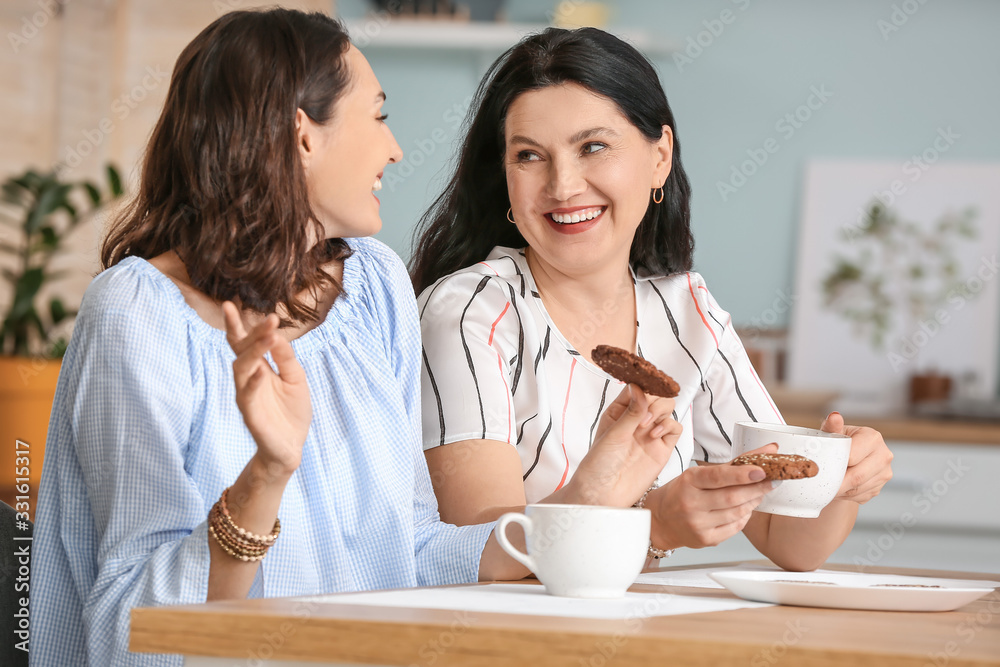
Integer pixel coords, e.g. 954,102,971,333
652,187,664,204
507,207,516,223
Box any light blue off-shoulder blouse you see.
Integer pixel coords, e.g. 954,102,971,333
31,237,495,666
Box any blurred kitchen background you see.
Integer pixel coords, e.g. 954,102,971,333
2,0,998,572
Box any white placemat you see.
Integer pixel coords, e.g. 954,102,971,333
294,582,771,620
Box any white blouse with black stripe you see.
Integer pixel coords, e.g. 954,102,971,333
418,246,784,504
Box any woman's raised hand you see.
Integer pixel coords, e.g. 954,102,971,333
567,384,682,508
646,444,778,550
222,301,312,476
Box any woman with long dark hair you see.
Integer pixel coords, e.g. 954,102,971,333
30,11,671,665
411,28,892,572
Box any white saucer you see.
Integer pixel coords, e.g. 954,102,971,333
708,570,1000,612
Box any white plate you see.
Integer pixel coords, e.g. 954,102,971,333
708,570,1000,612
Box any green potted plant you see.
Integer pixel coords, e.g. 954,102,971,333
821,200,979,404
0,165,123,516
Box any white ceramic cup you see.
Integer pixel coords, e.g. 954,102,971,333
494,504,650,598
733,421,852,518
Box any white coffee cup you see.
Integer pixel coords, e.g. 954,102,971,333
494,504,650,598
733,421,852,518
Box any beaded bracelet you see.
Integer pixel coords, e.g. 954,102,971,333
208,487,281,562
210,504,271,555
219,488,280,544
633,481,675,560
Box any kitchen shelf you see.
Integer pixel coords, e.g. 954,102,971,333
345,19,678,56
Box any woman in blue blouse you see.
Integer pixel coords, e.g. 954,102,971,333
31,10,670,666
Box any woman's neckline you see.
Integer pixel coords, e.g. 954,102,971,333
506,247,644,380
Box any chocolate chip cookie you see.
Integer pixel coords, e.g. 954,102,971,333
730,453,819,480
591,344,680,398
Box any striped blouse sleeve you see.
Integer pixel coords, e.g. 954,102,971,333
418,272,521,450
687,275,785,463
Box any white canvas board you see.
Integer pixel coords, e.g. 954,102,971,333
788,160,1000,409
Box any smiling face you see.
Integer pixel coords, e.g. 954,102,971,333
297,45,403,240
503,83,673,277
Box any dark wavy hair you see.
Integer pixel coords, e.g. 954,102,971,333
410,27,694,293
101,9,353,323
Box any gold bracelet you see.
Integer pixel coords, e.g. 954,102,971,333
209,524,268,562
208,487,281,562
219,487,280,544
633,481,674,559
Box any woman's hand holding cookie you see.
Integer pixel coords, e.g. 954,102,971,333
593,383,678,443
223,301,312,477
570,385,682,508
821,412,893,504
646,444,778,550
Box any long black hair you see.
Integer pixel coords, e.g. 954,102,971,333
410,27,693,293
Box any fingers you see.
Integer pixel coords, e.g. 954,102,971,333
650,413,682,440
819,411,845,435
232,329,279,390
223,302,286,389
607,384,650,432
676,493,761,548
268,335,307,385
647,396,677,437
690,446,777,490
699,478,774,511
604,386,676,430
707,510,757,544
603,384,632,423
224,302,280,356
222,301,248,346
839,446,893,500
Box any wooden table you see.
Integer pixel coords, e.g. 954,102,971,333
779,409,1000,446
130,562,1000,667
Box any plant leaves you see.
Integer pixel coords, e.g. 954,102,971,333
107,164,124,197
7,267,45,321
27,308,48,341
49,337,69,358
60,200,78,220
25,182,72,234
2,180,25,205
13,170,44,194
84,182,101,206
50,298,67,324
39,226,58,248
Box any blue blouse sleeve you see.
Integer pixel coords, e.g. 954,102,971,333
32,262,211,666
359,239,495,585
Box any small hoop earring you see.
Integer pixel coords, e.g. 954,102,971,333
652,187,664,204
507,207,516,223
